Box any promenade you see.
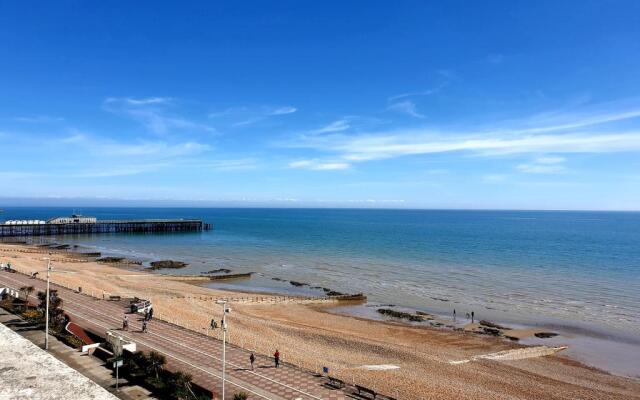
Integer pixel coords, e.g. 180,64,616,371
0,270,347,400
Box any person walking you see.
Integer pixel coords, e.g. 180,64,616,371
123,315,128,331
142,320,148,333
453,308,456,322
249,352,255,371
274,349,280,368
471,311,475,323
148,307,154,321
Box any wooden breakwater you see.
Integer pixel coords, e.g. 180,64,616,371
0,219,212,237
167,272,253,282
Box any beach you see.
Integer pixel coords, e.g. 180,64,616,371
1,243,639,400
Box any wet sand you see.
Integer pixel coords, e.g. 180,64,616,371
1,243,639,400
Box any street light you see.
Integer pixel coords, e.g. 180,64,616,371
215,300,231,400
38,257,73,351
43,257,52,350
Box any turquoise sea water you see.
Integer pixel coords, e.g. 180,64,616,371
2,207,639,343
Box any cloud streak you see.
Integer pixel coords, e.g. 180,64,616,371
288,159,350,170
284,105,640,163
103,97,215,135
387,100,426,119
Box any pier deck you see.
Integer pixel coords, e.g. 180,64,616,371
0,219,211,237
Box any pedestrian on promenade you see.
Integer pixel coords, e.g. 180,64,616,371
471,311,475,323
453,309,456,322
274,349,280,368
144,309,149,321
148,307,154,321
249,352,255,371
142,320,148,333
123,315,128,331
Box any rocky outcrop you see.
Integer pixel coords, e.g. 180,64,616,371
147,260,189,270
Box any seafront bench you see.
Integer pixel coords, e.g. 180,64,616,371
108,295,121,301
355,385,376,399
327,376,345,389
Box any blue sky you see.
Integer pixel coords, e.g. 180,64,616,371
1,1,640,210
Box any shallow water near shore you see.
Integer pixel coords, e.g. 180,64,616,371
2,207,640,376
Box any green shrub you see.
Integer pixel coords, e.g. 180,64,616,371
233,392,249,400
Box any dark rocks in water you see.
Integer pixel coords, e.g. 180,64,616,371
289,281,308,287
208,272,252,280
52,244,70,250
325,290,344,296
201,268,231,274
310,286,323,289
482,327,502,336
416,311,434,320
534,332,558,339
147,260,189,270
81,252,101,257
377,308,424,322
505,335,520,341
430,297,450,302
480,320,508,330
97,257,125,263
97,257,141,265
271,277,284,281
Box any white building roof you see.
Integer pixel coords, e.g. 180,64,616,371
0,322,118,400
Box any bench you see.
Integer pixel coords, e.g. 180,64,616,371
355,385,376,399
108,295,121,301
327,376,345,389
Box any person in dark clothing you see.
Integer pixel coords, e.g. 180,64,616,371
471,311,475,323
142,320,148,333
274,350,280,368
122,315,128,331
148,307,154,321
249,352,255,370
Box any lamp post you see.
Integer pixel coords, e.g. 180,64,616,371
44,257,52,350
216,300,230,400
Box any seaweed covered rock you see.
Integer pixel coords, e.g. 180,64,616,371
377,308,424,322
147,260,189,270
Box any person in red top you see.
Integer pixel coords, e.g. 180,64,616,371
274,349,280,368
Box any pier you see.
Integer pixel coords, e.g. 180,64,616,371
0,219,212,237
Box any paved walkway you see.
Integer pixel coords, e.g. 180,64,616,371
0,270,347,400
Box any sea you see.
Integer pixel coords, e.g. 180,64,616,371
2,207,639,376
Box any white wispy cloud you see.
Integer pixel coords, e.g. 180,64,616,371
388,83,447,101
288,159,350,170
265,106,297,116
209,105,297,127
103,97,215,135
57,133,210,158
387,100,426,119
13,115,65,123
516,156,567,174
284,104,640,163
309,119,351,134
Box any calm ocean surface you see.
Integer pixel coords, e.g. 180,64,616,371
2,207,639,340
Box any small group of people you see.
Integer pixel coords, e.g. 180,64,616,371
248,349,280,371
122,311,151,333
452,309,475,323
